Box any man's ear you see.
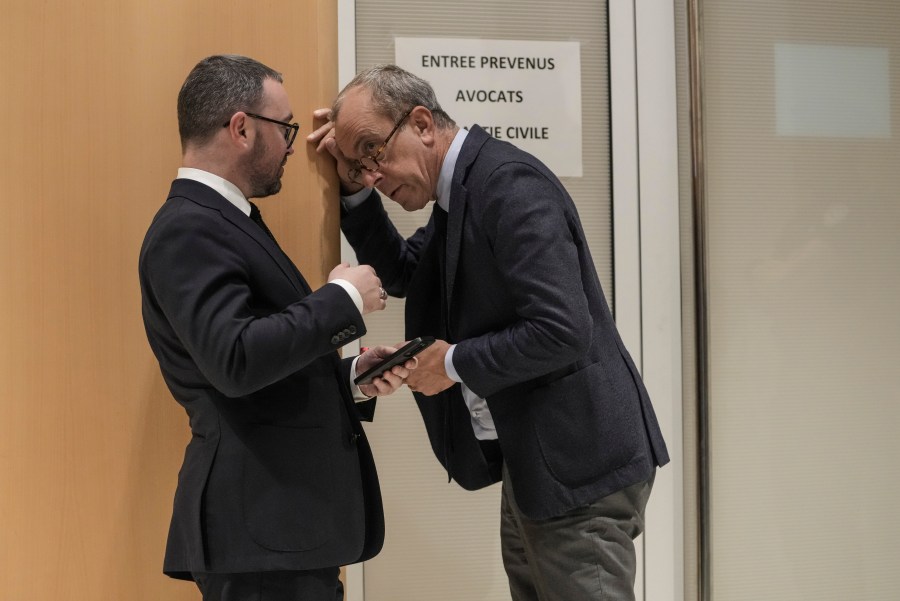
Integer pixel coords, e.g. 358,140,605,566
224,112,250,146
410,106,435,144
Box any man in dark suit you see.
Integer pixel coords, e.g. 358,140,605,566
309,64,670,600
139,55,414,601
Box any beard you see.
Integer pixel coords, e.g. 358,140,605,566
246,136,285,198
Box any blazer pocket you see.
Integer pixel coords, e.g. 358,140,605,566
532,362,641,487
241,424,332,552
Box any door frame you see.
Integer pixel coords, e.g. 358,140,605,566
611,2,684,600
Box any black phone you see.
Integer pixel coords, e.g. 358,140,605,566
353,336,435,386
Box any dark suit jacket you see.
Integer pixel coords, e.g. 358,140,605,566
342,126,668,520
139,179,383,579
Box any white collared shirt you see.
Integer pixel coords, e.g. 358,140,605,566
178,167,253,215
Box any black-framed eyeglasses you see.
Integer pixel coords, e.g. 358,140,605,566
347,107,414,183
222,112,300,148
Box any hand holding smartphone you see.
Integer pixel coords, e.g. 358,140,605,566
353,337,435,386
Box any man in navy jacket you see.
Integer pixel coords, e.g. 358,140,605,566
311,64,669,601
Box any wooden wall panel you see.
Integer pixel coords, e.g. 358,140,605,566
0,1,338,599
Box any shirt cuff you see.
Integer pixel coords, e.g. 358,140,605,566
350,355,373,401
341,187,373,211
328,279,363,314
444,344,463,383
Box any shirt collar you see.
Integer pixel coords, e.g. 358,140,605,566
177,167,252,216
435,128,468,213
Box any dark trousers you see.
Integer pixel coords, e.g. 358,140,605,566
192,568,342,601
500,467,655,601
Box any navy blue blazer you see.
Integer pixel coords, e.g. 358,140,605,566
342,126,668,520
139,179,383,578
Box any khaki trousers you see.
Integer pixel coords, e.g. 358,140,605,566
500,467,655,601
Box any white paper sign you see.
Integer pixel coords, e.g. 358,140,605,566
395,37,583,177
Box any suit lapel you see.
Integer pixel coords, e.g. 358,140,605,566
169,179,312,297
445,126,490,314
241,216,313,296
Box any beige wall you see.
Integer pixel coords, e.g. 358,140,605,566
0,1,338,599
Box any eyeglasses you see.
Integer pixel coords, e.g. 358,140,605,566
347,107,414,183
222,112,300,148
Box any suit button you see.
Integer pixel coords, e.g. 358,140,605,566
349,325,357,335
331,335,340,345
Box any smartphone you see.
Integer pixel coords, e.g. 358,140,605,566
353,336,435,385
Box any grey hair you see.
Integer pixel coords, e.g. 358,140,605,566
177,54,283,150
332,64,455,130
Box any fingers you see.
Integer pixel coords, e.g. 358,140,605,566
311,127,336,155
402,341,453,396
306,110,369,196
385,358,415,381
306,113,336,154
360,369,403,397
325,262,352,281
363,282,386,314
308,109,333,134
357,344,394,366
355,343,421,397
364,281,387,315
312,107,332,120
327,264,386,314
380,369,405,389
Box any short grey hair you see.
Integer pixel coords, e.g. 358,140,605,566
332,64,455,130
177,54,283,150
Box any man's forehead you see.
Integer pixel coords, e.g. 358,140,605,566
336,115,378,142
335,99,390,152
262,78,293,117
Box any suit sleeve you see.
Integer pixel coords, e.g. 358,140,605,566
451,162,593,398
141,205,366,397
340,190,430,297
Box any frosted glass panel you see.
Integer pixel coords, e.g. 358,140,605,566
702,1,900,599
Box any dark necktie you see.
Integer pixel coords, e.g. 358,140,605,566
248,202,311,295
432,205,455,483
249,202,278,244
433,205,448,278
432,206,449,328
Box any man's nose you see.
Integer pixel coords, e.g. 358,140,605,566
361,169,381,187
